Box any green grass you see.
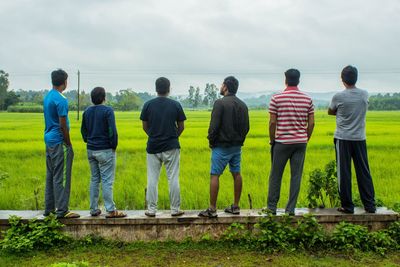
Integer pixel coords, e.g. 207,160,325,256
0,243,399,267
0,110,399,210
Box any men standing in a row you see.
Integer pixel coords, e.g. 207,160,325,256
199,76,249,218
140,77,186,217
267,69,314,215
328,65,376,214
81,87,126,218
43,69,79,218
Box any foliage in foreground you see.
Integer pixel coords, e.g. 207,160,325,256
0,212,399,256
307,160,340,208
222,214,400,255
0,215,70,253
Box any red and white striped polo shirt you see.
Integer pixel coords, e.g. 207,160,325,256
269,86,314,144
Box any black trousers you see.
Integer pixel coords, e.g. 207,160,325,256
334,139,375,212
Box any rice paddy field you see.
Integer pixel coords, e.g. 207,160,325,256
0,110,399,211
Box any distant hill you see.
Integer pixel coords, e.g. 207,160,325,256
237,91,337,108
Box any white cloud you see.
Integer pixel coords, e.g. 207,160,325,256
1,0,399,93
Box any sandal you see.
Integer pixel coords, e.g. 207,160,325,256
57,211,80,219
90,209,102,217
198,208,218,218
224,204,240,215
337,207,354,214
106,210,127,218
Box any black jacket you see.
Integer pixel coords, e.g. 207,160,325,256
207,94,249,148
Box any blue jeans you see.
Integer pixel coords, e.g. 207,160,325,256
88,149,116,213
210,146,242,175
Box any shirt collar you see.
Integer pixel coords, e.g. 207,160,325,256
284,86,299,92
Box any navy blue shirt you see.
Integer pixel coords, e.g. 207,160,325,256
140,97,186,154
81,105,118,150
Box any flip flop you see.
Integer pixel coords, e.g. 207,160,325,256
106,210,127,218
58,211,80,219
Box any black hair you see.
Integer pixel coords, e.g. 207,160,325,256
341,65,358,86
223,76,239,94
285,69,300,86
155,77,170,95
91,87,106,105
51,69,68,87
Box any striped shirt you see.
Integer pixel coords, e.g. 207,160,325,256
269,86,314,144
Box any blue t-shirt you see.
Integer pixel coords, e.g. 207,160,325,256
43,89,70,147
140,97,186,154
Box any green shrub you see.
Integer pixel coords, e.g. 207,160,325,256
368,230,397,255
330,222,369,251
294,214,326,250
307,160,340,208
7,105,43,113
1,215,70,253
387,221,400,245
221,223,251,246
253,214,296,252
392,203,400,212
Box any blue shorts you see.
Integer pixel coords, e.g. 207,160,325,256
210,146,242,175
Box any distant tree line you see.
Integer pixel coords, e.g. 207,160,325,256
0,70,221,112
368,93,400,110
5,68,398,111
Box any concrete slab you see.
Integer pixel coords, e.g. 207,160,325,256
0,208,397,241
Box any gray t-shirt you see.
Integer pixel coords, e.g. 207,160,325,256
329,88,368,141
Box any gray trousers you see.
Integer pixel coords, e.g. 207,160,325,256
267,142,307,213
45,143,74,216
146,149,181,213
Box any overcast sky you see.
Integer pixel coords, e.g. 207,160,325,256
1,0,400,94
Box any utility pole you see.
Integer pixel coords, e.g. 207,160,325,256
77,70,80,121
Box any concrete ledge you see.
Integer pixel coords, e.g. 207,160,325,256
0,208,398,241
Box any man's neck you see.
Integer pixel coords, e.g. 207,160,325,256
224,92,234,97
53,87,64,93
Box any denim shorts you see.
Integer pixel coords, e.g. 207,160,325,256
210,146,242,175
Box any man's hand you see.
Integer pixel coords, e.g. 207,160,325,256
269,140,275,146
59,116,72,146
328,108,337,116
269,113,277,145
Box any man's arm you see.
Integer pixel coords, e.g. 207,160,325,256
80,113,87,143
269,113,277,144
59,116,72,146
328,94,338,116
328,108,337,115
207,101,223,148
142,121,149,135
107,109,118,150
307,113,315,140
177,121,184,136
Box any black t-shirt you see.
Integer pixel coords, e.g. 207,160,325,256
140,97,186,154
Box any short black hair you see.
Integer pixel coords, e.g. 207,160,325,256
91,87,106,105
51,69,68,87
223,76,239,94
155,77,170,95
341,65,358,86
285,69,300,86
